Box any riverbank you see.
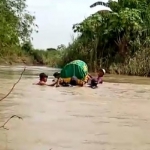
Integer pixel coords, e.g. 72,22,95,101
0,65,150,85
1,44,150,77
1,59,150,80
0,48,61,67
0,56,32,65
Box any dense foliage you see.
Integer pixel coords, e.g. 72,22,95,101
0,0,63,67
21,41,62,66
0,0,37,47
1,0,150,76
59,0,150,76
0,0,36,64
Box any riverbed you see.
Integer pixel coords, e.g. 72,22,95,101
0,66,150,150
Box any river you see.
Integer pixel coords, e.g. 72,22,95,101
0,66,150,150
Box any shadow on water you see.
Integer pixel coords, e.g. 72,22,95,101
0,66,150,150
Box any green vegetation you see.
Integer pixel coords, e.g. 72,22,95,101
0,0,35,64
21,41,62,67
1,0,150,76
0,0,62,67
58,0,150,76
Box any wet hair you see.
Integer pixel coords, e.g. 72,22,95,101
39,73,48,80
53,72,60,78
90,78,98,89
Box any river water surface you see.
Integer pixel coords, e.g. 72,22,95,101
0,66,150,150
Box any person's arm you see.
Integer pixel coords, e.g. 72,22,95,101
83,74,92,84
88,73,92,79
48,78,60,87
55,78,61,87
33,82,47,85
48,81,57,86
87,74,92,82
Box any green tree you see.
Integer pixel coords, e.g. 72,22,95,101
0,0,37,49
47,48,57,51
21,41,33,53
59,0,150,74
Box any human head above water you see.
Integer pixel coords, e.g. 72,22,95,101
98,68,106,77
39,73,48,82
53,72,60,78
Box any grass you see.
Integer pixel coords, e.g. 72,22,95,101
109,48,150,76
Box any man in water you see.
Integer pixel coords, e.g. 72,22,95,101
49,72,86,87
88,69,106,88
48,72,61,87
34,73,48,85
97,68,106,84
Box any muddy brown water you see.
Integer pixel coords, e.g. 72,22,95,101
0,66,150,150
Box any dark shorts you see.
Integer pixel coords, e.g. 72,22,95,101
90,78,98,88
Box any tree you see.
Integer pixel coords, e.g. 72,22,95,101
21,41,33,53
57,44,66,51
0,0,37,50
69,0,150,71
47,48,57,51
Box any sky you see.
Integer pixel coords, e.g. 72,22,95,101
26,0,111,49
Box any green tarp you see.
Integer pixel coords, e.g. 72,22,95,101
60,60,88,80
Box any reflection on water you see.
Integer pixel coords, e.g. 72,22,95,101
0,66,150,150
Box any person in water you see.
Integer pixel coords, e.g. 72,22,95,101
97,68,106,84
88,68,106,88
34,73,48,85
48,72,62,87
49,72,87,87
